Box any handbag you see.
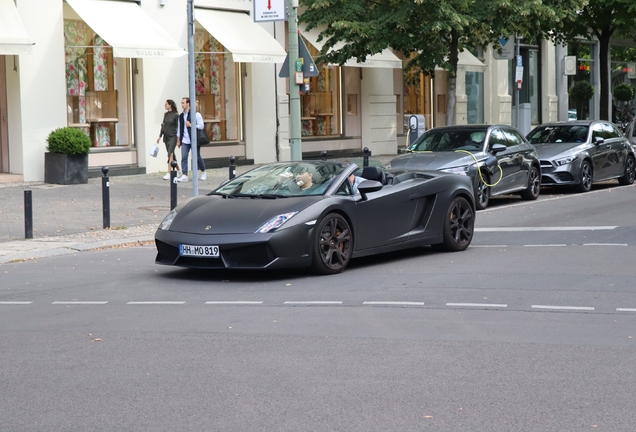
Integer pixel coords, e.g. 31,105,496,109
197,128,210,147
149,143,159,157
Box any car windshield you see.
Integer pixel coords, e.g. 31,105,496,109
527,125,589,144
409,128,487,152
213,162,349,197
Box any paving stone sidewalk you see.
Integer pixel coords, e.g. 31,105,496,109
0,155,394,264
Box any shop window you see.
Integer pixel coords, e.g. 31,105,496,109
64,20,131,147
347,94,358,115
194,27,240,142
465,71,484,124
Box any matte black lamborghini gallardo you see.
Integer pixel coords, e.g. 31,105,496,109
155,161,476,274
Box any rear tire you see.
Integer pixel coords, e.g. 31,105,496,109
311,213,353,275
474,171,490,210
574,160,593,193
520,165,541,200
434,196,474,252
618,156,635,185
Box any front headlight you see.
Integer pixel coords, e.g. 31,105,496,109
159,209,177,231
255,212,298,233
440,165,469,175
554,156,576,166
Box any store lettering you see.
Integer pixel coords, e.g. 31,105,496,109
135,50,165,57
252,55,274,62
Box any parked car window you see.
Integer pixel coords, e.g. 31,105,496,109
335,179,353,196
501,129,524,147
603,123,621,139
527,125,589,144
409,128,487,152
488,129,508,149
591,123,606,140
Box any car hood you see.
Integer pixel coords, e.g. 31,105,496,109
169,195,319,234
533,143,586,159
391,152,480,170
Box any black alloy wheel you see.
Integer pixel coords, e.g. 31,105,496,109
575,160,593,192
618,156,636,185
434,196,474,252
474,171,490,210
520,165,541,200
312,213,353,275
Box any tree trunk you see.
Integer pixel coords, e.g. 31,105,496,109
598,29,612,121
446,30,459,125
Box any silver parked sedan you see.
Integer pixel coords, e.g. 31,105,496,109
526,121,636,192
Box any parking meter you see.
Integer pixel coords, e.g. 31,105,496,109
408,114,426,147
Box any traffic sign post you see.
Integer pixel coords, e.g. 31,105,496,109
493,36,514,60
287,0,301,161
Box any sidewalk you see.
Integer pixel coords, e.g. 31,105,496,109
0,155,394,264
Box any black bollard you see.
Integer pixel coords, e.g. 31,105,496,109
363,147,371,167
24,190,33,239
170,160,178,210
321,150,327,161
229,156,236,180
101,166,110,229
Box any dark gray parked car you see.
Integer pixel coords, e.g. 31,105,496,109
526,121,635,192
390,124,541,210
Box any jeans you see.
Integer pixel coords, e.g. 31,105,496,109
180,143,206,176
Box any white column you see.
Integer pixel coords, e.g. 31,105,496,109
244,62,278,164
360,68,397,155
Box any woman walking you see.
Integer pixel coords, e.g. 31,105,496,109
157,99,181,180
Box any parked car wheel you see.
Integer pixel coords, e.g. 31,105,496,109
312,213,353,275
520,165,541,200
618,156,635,185
474,171,490,210
434,196,475,252
575,160,593,192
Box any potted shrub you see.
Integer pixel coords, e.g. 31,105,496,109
614,83,635,104
44,127,92,185
569,80,594,120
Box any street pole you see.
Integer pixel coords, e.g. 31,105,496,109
515,34,520,129
287,0,301,161
187,0,199,196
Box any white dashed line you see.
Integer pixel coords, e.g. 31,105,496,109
126,301,186,305
284,301,343,305
616,308,636,312
363,301,425,306
205,301,264,305
446,303,507,308
0,301,32,305
476,226,617,232
52,301,108,305
583,243,628,247
531,305,594,311
524,244,567,247
470,245,508,248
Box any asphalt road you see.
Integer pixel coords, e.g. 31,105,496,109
2,181,636,431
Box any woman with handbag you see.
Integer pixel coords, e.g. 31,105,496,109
157,99,182,180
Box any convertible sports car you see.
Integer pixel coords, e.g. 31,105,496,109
155,161,476,274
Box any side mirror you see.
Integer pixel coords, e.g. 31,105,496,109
593,136,605,145
490,143,507,154
357,180,383,200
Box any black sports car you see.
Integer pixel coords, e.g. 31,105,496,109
155,161,476,274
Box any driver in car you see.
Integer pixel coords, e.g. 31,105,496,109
294,164,322,194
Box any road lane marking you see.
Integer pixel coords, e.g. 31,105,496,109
617,308,636,312
126,301,186,305
0,301,32,305
532,305,594,311
284,301,343,305
470,245,508,248
205,301,263,304
476,226,617,232
446,303,507,308
583,243,628,246
524,244,567,247
363,301,425,306
52,301,108,305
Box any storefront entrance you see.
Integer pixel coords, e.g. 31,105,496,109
0,56,8,173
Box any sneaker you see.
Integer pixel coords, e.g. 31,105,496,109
200,171,207,180
177,174,188,182
163,173,171,180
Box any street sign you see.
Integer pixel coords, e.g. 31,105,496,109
254,0,286,22
279,34,320,78
493,36,514,60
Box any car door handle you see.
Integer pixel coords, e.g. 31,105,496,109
606,145,612,149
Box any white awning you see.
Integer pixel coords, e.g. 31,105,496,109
0,0,33,55
435,49,486,72
301,26,402,69
65,0,185,58
194,9,286,63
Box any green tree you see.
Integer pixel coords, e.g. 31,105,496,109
299,0,585,125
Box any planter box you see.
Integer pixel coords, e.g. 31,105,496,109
44,153,89,185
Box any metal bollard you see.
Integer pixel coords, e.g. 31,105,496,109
101,166,110,229
170,160,178,210
24,190,33,239
363,147,371,167
229,156,236,180
321,150,327,161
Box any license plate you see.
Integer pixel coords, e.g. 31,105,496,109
180,244,220,257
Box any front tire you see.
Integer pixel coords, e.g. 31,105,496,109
575,160,593,192
474,171,490,210
520,165,541,200
618,155,635,185
312,213,353,275
434,196,474,252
